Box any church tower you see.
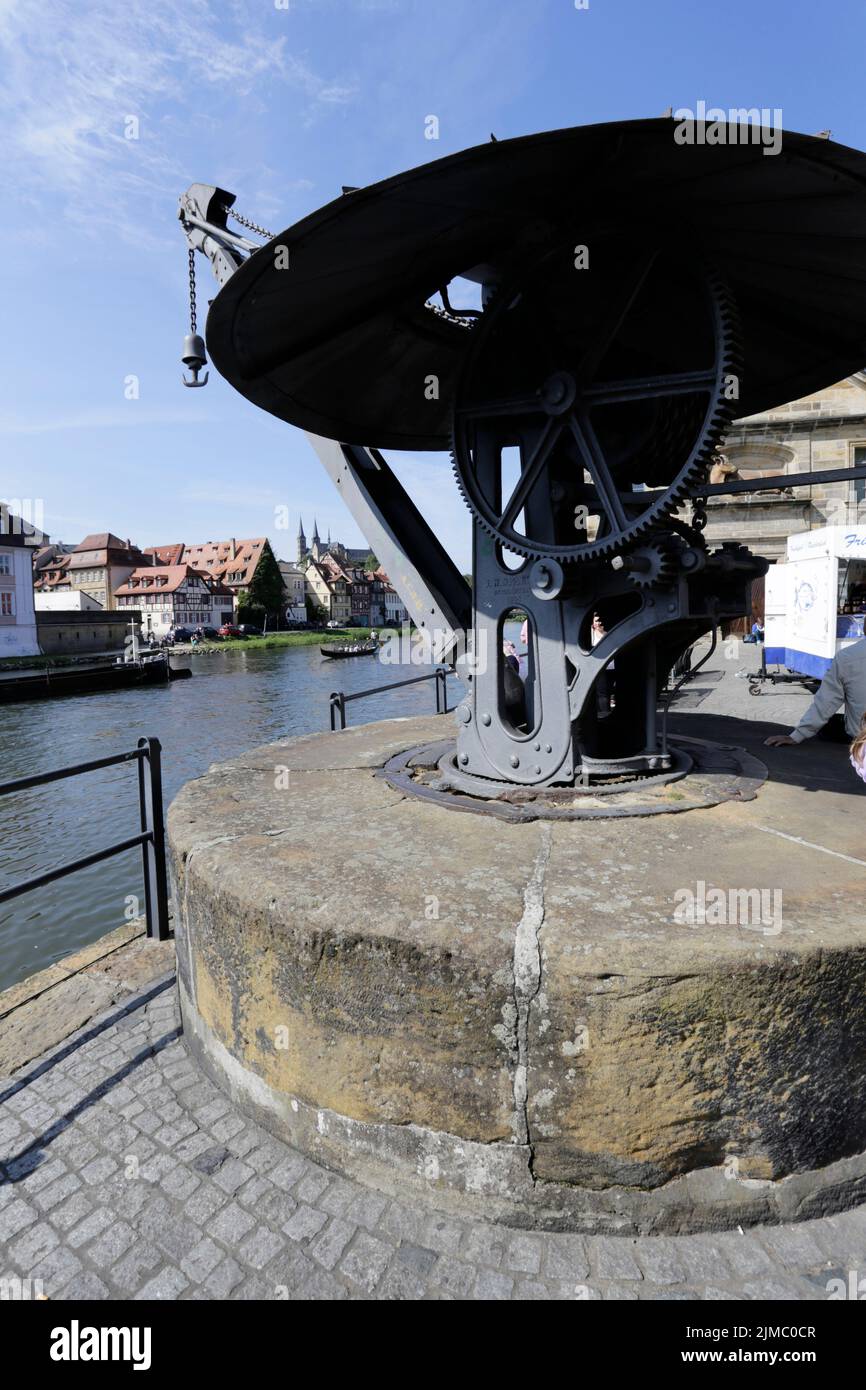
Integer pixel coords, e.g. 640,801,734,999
297,516,307,564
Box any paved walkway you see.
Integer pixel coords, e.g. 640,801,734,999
2,976,866,1301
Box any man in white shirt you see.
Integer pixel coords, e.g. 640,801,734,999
764,638,866,747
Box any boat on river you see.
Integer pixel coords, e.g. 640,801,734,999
0,654,191,703
320,640,379,660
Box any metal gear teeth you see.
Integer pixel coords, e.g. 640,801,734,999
625,540,680,589
450,252,743,565
450,450,538,559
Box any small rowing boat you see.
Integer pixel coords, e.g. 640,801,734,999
320,641,379,660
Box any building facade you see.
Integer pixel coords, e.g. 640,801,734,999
114,566,227,637
348,572,371,625
0,506,41,658
147,537,280,616
305,559,351,624
277,561,307,622
63,534,147,610
696,375,866,562
381,583,410,627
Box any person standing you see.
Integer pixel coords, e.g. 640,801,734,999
764,637,866,752
850,713,866,783
591,612,614,714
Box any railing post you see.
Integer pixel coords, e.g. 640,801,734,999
434,667,450,714
137,737,170,941
330,692,347,731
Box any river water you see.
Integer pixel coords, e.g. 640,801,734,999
0,642,471,992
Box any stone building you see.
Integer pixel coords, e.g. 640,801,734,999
0,505,41,658
695,374,866,562
63,533,148,610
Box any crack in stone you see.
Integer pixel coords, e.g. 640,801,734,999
510,826,552,1165
184,825,298,869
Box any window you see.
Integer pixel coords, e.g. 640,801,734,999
0,592,13,617
0,554,10,575
855,447,866,505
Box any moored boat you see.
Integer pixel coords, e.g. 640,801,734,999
0,654,188,703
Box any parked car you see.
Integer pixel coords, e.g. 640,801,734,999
326,620,342,630
237,624,262,636
167,626,193,643
193,626,221,641
285,620,312,630
218,623,245,639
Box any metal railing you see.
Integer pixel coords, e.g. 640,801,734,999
329,666,455,731
0,737,170,941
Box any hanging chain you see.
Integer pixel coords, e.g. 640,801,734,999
691,496,708,532
222,205,275,240
188,248,198,334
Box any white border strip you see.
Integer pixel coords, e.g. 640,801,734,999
751,823,866,868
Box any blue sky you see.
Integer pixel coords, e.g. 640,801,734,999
1,0,864,572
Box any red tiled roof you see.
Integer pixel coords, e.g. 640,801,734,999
145,544,184,566
69,534,145,568
114,565,208,597
73,533,132,552
147,538,268,588
33,555,72,589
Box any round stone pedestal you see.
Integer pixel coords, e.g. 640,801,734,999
168,715,866,1234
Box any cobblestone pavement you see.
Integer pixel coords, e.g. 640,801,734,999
2,977,865,1302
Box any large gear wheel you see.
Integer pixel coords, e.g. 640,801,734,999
451,237,741,562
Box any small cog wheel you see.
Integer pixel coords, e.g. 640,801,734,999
624,541,679,589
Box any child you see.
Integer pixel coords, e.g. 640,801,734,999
850,712,866,784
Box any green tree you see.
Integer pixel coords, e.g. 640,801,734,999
363,554,380,572
238,544,285,627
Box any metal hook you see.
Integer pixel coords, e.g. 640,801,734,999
182,364,209,388
181,332,209,387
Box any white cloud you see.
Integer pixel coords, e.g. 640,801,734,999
0,0,356,215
